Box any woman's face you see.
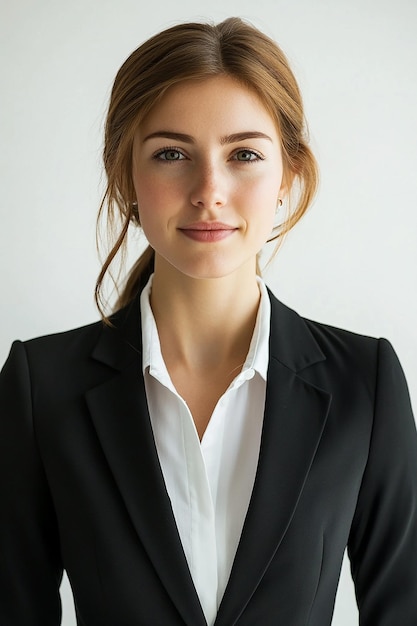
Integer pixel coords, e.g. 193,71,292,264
132,74,286,282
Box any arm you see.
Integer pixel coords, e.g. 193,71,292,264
0,341,63,625
348,338,417,625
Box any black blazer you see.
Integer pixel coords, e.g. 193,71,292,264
1,290,417,625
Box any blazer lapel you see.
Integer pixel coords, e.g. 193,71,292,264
85,299,206,626
215,293,332,626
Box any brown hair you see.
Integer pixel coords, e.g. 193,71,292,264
95,16,318,320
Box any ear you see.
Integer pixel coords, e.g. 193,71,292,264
279,167,296,200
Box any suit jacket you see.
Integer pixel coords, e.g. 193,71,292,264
1,290,417,626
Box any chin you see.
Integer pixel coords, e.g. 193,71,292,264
155,250,257,282
174,260,254,282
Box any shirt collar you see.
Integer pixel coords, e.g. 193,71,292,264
242,276,270,381
140,274,270,382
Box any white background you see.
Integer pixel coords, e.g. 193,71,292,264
1,0,416,624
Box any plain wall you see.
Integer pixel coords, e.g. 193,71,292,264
1,1,416,624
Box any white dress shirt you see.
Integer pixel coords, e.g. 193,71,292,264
140,275,270,626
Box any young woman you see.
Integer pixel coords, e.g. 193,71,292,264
1,17,416,626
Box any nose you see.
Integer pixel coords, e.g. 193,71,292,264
189,162,227,210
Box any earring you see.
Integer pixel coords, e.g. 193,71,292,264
277,198,283,207
131,201,140,223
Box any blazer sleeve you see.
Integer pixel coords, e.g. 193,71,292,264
348,338,417,624
0,341,63,625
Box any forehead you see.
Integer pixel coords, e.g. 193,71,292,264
137,75,278,138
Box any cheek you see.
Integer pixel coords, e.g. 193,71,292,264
134,172,163,206
238,175,279,215
133,174,175,230
238,177,279,243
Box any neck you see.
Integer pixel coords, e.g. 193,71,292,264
149,258,261,372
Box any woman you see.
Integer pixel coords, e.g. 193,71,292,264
1,17,416,626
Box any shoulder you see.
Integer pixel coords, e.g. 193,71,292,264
304,315,379,357
2,316,115,383
266,289,411,405
2,299,140,385
15,319,105,364
302,316,402,389
13,300,134,360
267,288,381,370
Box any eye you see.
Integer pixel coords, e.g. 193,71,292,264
232,149,263,163
153,148,187,162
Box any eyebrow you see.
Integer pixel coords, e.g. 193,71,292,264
142,130,273,144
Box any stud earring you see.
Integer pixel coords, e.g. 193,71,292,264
131,201,140,223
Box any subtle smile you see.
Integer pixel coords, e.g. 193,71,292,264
178,222,238,242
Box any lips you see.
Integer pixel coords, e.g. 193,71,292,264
179,222,237,242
